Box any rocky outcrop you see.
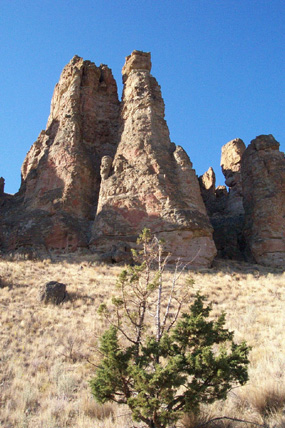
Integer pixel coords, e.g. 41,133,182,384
198,168,217,216
1,56,120,253
221,138,246,215
1,51,283,268
0,177,4,196
21,55,119,218
91,51,216,266
241,135,285,267
200,139,246,260
200,135,285,267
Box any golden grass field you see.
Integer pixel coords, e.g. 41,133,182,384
0,255,284,428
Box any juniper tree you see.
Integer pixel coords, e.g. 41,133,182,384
90,229,250,428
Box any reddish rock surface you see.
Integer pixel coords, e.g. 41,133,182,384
21,55,119,218
1,56,120,253
241,135,285,267
1,52,283,269
92,51,216,266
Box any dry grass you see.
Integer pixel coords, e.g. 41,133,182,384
0,255,284,428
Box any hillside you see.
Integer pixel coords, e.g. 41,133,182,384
0,256,284,428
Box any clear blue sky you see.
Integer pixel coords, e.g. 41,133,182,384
1,0,284,194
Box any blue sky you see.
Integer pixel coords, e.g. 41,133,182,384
1,0,284,194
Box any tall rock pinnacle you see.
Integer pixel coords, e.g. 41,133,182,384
21,55,119,219
92,51,216,266
241,135,285,267
2,56,120,252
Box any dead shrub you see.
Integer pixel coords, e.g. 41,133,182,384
249,383,285,418
82,395,114,420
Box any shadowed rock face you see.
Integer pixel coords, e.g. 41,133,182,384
241,135,285,267
199,139,246,261
200,134,285,267
0,177,4,196
221,138,246,216
91,51,216,266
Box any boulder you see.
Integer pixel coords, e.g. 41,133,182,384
38,281,67,304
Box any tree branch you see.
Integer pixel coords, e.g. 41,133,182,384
194,416,265,428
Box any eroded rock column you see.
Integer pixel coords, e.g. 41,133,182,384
199,138,246,260
91,50,216,266
241,134,285,267
7,56,120,253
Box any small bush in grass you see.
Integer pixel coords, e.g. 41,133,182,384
250,383,285,418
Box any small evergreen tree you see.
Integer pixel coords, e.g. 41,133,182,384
90,229,250,428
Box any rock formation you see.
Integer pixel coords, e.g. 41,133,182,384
22,56,119,217
241,135,285,267
221,138,246,215
1,56,120,253
200,135,285,268
198,167,217,216
0,51,216,266
0,177,4,196
199,139,246,260
1,51,283,268
91,51,216,266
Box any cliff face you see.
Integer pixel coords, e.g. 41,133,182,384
1,51,284,268
241,135,285,267
0,51,216,266
1,56,120,253
199,135,285,267
21,56,119,219
92,51,216,266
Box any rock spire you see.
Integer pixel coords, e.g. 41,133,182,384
91,50,216,266
241,135,285,267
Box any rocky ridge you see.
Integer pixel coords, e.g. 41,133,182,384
199,135,285,267
0,51,284,268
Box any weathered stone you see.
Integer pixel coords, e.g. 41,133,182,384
100,156,113,180
221,138,246,215
199,167,216,216
91,51,216,266
241,134,285,267
122,50,151,83
199,139,246,261
4,52,283,269
1,56,120,252
38,281,67,304
0,177,4,196
21,56,119,219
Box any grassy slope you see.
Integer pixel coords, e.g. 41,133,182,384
0,256,284,428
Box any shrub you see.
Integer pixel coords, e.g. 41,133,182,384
90,229,250,428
